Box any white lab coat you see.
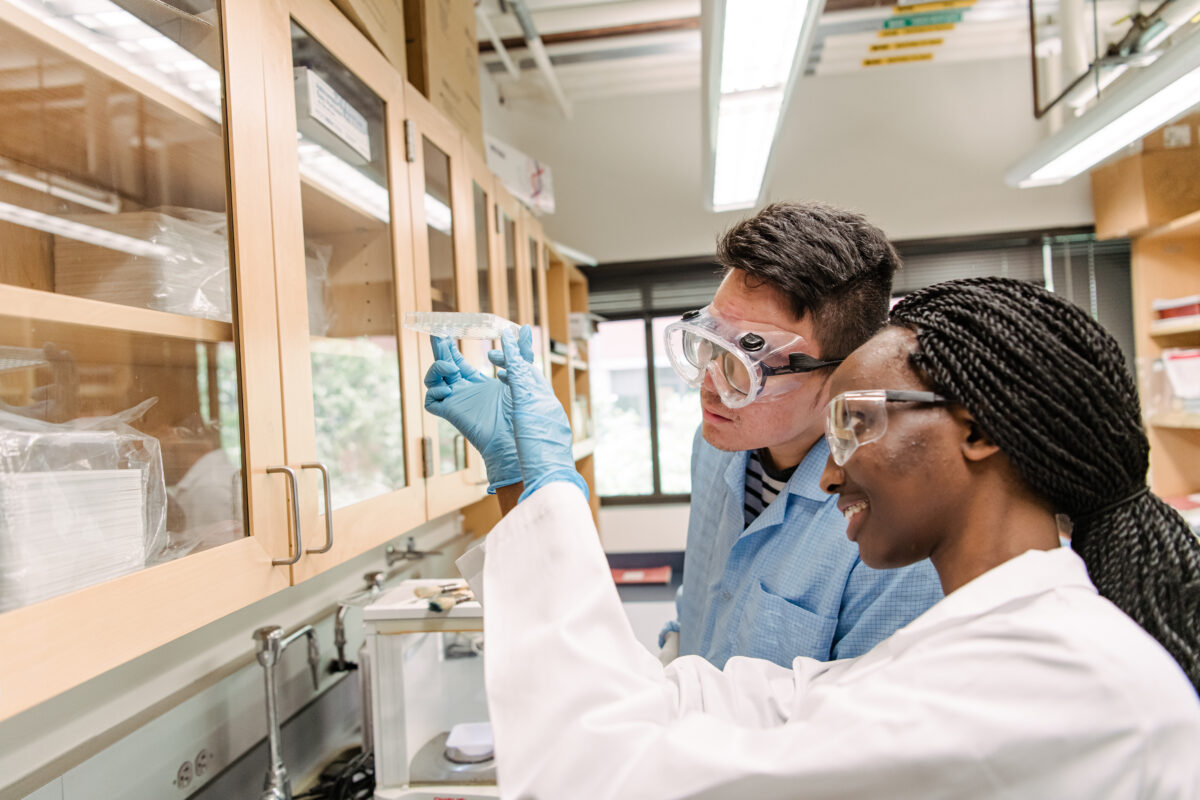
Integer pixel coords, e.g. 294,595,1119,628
459,483,1200,800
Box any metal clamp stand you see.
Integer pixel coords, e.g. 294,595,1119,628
253,624,320,800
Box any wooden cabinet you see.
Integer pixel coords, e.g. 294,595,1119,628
1092,118,1200,501
0,0,599,718
1127,213,1200,497
546,246,600,528
0,0,293,719
258,0,427,582
518,209,553,375
405,83,490,517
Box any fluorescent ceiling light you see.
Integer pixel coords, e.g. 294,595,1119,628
1007,33,1200,187
423,192,453,236
0,200,173,259
703,0,824,211
297,137,390,222
0,157,121,213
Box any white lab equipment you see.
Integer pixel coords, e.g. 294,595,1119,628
365,579,498,799
402,311,519,340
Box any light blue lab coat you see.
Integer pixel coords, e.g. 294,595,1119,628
661,430,943,668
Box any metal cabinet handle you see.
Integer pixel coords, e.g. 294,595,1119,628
421,436,434,478
301,462,335,555
454,434,467,471
232,468,243,525
266,466,303,566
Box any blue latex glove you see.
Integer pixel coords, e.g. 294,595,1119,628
491,326,588,503
423,336,520,493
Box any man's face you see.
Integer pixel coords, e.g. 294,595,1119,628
699,271,832,464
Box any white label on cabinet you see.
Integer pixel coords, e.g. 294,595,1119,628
297,67,371,162
1163,123,1193,149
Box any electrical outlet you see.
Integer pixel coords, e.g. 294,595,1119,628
175,760,193,790
195,748,214,776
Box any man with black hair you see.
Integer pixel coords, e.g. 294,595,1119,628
658,202,942,668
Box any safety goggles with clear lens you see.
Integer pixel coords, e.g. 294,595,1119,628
663,306,842,409
825,390,949,466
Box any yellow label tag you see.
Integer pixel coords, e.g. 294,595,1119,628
877,22,956,36
893,0,975,13
863,52,935,66
869,37,944,51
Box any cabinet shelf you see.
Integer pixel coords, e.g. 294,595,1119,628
1150,316,1200,338
300,175,388,237
0,284,233,343
571,358,588,371
1148,412,1200,430
548,352,568,366
1142,208,1200,243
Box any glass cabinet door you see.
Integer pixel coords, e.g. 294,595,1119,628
522,211,552,375
458,146,502,488
405,84,487,517
495,183,523,326
260,0,424,580
0,0,289,721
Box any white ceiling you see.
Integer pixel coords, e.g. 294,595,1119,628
477,0,1153,106
475,0,1159,262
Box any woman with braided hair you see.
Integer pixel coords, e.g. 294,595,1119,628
883,277,1200,690
429,279,1200,799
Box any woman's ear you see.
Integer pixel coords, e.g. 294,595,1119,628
949,406,1001,462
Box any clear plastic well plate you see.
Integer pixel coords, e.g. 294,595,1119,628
403,311,519,340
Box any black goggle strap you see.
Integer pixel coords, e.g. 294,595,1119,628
881,390,947,404
760,352,845,377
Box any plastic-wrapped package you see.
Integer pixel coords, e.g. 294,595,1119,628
306,239,334,336
54,206,337,331
0,398,167,612
54,207,232,322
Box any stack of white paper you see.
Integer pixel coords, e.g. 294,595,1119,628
0,470,146,612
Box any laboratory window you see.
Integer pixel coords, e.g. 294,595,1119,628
591,313,700,500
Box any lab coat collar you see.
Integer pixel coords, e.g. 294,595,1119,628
896,546,1094,640
721,436,833,504
724,437,836,541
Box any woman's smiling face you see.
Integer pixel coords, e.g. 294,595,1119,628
820,326,970,570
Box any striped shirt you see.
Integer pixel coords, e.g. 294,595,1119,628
744,450,796,526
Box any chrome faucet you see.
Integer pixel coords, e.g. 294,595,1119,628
254,624,320,800
385,536,441,566
332,571,387,672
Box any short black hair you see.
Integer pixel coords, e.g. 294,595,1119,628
715,202,900,360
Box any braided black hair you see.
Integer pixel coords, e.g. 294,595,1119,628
890,277,1200,692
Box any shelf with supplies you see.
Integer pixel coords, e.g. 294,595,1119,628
1150,316,1200,339
1095,114,1200,499
0,0,303,723
0,0,596,725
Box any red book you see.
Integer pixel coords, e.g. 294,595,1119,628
610,566,673,585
